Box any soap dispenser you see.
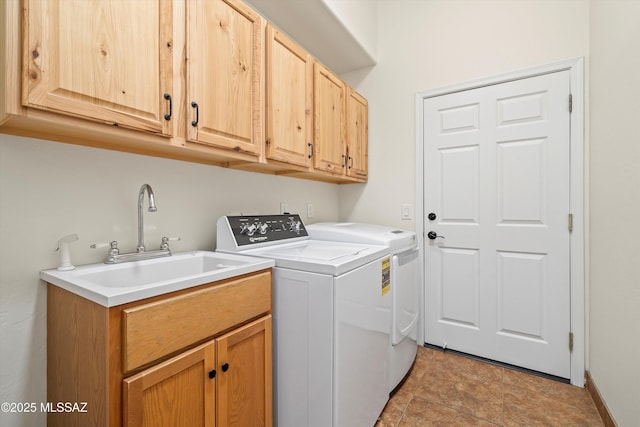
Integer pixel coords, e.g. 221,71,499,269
56,234,79,271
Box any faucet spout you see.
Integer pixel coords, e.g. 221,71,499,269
137,184,156,252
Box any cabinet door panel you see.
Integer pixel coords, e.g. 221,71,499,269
314,63,346,174
265,25,312,168
187,0,261,155
123,341,215,427
122,270,271,373
23,0,173,135
217,315,273,427
347,90,369,179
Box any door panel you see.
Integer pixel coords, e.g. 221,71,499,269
187,0,262,154
440,248,479,329
24,0,173,135
424,70,571,378
265,25,313,168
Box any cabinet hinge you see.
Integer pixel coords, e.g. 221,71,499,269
568,213,574,233
569,94,573,113
569,332,574,352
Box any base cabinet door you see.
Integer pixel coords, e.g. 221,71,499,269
122,315,272,427
123,341,216,427
217,316,273,427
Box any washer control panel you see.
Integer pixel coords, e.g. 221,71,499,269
224,214,308,246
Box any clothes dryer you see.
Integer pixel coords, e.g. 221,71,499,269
306,222,421,392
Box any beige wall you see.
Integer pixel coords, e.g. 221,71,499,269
340,0,590,228
589,1,640,426
0,135,340,426
338,0,639,424
2,1,639,425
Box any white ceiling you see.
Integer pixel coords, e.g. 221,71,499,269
245,0,377,74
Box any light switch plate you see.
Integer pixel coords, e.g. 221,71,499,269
401,204,412,220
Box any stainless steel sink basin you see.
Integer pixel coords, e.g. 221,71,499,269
41,251,274,307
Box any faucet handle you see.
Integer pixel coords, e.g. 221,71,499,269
160,237,181,251
91,241,120,260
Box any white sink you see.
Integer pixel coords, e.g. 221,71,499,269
41,251,274,307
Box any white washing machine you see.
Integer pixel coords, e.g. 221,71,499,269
306,222,421,392
216,214,390,427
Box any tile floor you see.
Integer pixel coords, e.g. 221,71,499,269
377,346,603,426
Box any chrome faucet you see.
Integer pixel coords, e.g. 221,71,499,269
91,184,180,264
137,184,157,252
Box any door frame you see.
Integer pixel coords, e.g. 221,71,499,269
415,58,585,386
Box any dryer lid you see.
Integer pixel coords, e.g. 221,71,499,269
306,222,416,251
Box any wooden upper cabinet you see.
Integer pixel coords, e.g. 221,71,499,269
265,24,313,169
187,0,262,156
313,63,347,175
346,89,369,179
22,0,173,136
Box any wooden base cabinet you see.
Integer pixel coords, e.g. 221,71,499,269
123,316,272,427
47,270,272,427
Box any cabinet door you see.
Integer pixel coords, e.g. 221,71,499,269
347,89,369,179
265,25,313,168
123,341,215,427
217,315,272,427
314,63,347,175
187,0,262,155
23,0,173,136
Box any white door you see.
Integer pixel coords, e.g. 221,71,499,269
423,71,572,378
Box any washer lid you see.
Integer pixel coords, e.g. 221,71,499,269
237,240,387,276
267,242,370,260
306,222,416,251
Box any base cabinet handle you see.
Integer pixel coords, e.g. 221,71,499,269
208,369,216,379
221,363,229,372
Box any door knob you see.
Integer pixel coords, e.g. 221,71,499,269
428,212,437,221
427,231,444,240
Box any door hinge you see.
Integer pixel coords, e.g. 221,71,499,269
568,213,574,232
569,94,573,113
569,332,574,352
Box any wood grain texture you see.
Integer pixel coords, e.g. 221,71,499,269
2,0,367,184
186,0,262,156
216,316,272,427
47,285,110,427
265,24,313,168
346,88,369,179
313,62,346,175
123,341,215,427
22,0,173,135
585,371,617,427
122,270,271,373
48,268,272,427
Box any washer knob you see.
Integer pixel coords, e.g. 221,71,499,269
257,223,269,235
241,223,258,236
